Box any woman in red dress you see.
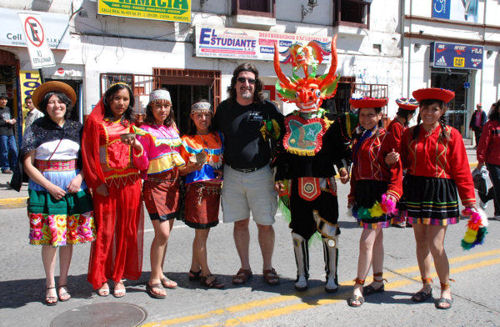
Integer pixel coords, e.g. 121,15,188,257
82,83,148,297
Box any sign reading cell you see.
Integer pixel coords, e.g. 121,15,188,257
18,13,55,69
430,42,483,70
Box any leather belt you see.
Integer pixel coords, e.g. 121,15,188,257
228,164,261,173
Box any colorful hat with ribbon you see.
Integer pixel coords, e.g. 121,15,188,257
32,81,77,110
395,97,419,111
412,88,455,104
349,96,388,109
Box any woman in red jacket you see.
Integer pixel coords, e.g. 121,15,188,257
347,97,403,307
477,100,500,219
400,88,476,309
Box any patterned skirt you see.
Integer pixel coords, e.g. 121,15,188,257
143,170,180,221
184,181,221,229
28,189,95,246
400,175,459,226
353,180,393,229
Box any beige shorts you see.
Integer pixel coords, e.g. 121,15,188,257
221,164,277,225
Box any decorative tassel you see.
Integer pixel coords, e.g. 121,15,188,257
352,194,398,220
461,207,488,250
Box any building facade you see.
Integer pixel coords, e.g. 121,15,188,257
403,0,500,137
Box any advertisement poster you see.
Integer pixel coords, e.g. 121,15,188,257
430,42,483,70
195,26,332,62
432,0,478,23
19,70,41,130
98,0,191,23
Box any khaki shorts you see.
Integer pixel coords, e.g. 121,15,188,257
221,164,277,225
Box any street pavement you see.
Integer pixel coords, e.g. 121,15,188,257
1,145,499,326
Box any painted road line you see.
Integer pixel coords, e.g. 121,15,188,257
201,256,500,327
143,248,500,327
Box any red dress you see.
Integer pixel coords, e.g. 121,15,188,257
82,101,148,289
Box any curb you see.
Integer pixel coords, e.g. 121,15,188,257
0,196,28,209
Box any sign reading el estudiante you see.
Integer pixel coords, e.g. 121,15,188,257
98,0,191,23
195,26,332,62
430,42,483,70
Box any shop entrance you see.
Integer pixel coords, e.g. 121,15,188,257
0,50,19,117
431,68,470,136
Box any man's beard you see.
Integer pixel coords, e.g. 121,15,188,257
240,89,253,99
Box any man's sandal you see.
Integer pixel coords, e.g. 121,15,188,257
200,274,224,289
45,286,58,306
146,282,166,299
263,268,280,286
57,285,71,302
188,270,201,281
363,272,386,296
160,276,177,289
232,268,252,285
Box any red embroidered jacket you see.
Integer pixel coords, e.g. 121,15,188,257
348,127,403,203
400,125,475,206
477,120,500,166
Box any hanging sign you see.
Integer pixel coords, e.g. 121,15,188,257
98,0,191,23
18,13,56,69
430,42,483,70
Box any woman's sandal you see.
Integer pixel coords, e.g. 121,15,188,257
435,281,453,309
200,274,224,289
363,272,386,296
57,285,71,302
411,277,433,303
96,283,110,297
347,294,365,307
347,278,365,307
146,282,167,299
232,268,252,285
113,281,126,298
188,270,201,281
160,276,177,289
45,286,58,306
263,268,280,286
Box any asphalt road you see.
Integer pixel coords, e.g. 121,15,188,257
1,181,499,327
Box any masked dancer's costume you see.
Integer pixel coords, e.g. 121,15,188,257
273,37,351,292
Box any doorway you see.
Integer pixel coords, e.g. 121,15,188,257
431,68,470,136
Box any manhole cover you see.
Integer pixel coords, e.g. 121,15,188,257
50,302,147,327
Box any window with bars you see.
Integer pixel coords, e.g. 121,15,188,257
333,0,370,28
232,0,275,17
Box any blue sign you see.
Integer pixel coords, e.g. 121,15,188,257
432,0,451,19
430,42,483,70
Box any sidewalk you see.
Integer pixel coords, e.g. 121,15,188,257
0,144,480,209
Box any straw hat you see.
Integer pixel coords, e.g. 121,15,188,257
32,81,77,110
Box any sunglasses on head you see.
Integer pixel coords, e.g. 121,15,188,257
237,77,256,84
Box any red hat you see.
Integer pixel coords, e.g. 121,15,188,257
395,97,419,111
412,88,455,104
349,97,388,109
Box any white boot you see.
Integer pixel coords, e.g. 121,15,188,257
292,232,309,291
323,236,339,293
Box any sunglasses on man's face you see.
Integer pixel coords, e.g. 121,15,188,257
237,77,256,84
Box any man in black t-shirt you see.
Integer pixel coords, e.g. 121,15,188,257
213,63,284,286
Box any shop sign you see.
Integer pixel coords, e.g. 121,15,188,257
195,26,332,62
18,13,56,69
98,0,191,23
432,0,478,23
0,8,70,50
430,42,483,70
